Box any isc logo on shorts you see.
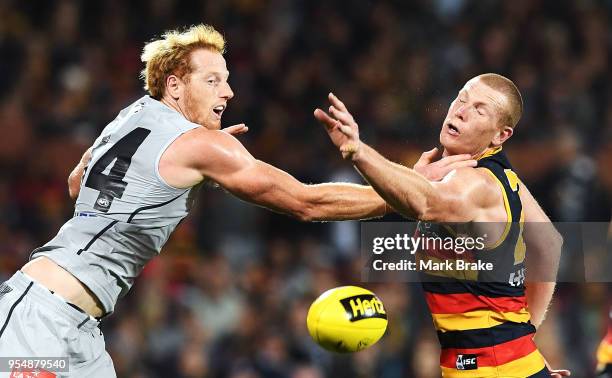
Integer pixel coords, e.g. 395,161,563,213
456,354,478,370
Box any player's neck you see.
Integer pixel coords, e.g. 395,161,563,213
442,146,498,160
441,148,480,158
160,96,186,119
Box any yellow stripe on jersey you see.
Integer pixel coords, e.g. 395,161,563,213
432,308,531,332
440,349,546,378
503,169,520,192
477,146,503,160
481,169,512,250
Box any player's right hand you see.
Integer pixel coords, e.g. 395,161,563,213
314,92,361,160
413,147,477,181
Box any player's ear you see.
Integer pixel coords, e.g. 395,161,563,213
165,74,183,100
492,125,513,147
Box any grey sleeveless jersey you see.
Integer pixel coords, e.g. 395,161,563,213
31,96,201,314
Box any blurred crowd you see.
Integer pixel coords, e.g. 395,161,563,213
0,0,611,377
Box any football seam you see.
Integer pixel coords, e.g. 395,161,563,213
314,297,327,344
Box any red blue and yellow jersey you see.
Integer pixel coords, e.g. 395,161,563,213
416,147,549,377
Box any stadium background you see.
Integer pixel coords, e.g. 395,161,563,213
0,0,611,377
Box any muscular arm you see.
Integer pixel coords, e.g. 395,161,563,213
353,143,461,221
68,147,92,200
168,128,388,221
349,142,493,222
520,183,562,329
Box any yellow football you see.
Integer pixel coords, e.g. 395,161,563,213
306,286,388,353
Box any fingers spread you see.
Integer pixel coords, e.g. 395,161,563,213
314,108,338,130
329,105,353,125
328,92,348,112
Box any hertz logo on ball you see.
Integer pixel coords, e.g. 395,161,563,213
307,286,388,353
340,294,387,322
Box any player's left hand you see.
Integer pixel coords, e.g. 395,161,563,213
413,147,477,181
314,93,361,160
222,123,249,136
81,147,93,166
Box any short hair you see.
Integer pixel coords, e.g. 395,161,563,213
476,73,523,128
140,24,225,99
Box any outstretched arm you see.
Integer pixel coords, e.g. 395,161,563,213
171,127,388,221
218,157,388,221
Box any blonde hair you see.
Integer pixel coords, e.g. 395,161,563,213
476,73,523,128
140,24,225,99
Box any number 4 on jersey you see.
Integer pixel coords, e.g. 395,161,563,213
85,127,151,212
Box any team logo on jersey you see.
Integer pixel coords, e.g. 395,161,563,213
456,354,478,370
97,135,111,148
97,197,111,208
133,101,145,113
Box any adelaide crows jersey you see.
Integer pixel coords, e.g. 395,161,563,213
416,147,549,377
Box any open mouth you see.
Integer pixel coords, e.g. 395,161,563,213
213,105,226,118
447,123,460,136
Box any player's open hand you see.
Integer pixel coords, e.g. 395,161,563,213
314,93,361,160
413,147,477,181
222,123,249,136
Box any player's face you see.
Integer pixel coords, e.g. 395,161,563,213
440,78,508,157
181,49,234,129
